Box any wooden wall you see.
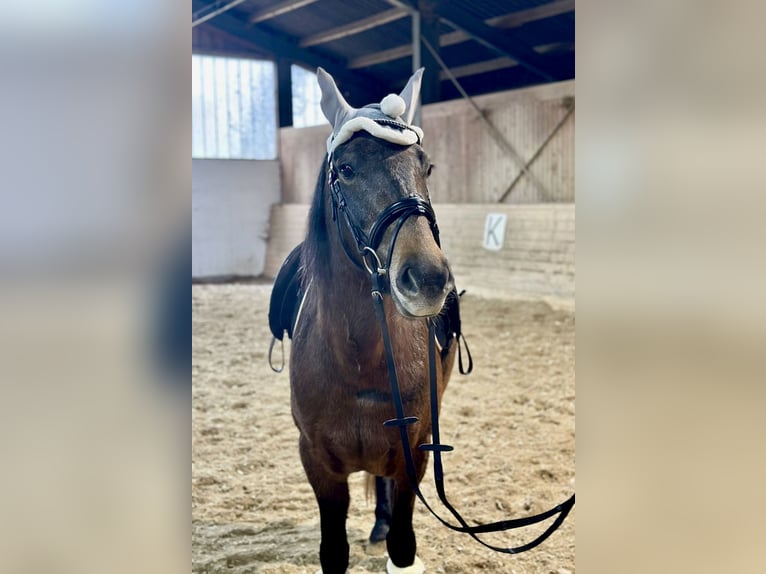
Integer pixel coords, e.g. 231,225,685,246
272,80,575,302
264,204,574,302
279,125,330,204
279,80,574,205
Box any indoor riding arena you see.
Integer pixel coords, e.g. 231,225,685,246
193,2,575,573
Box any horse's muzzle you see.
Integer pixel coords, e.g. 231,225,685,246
391,256,453,318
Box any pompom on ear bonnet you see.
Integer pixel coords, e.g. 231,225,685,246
316,67,425,154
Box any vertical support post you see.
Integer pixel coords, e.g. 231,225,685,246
418,0,441,106
277,59,293,128
412,11,421,72
411,10,422,126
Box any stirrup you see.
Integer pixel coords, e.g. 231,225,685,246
268,336,284,373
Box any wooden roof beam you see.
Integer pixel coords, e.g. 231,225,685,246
349,0,574,69
441,57,517,80
423,2,559,81
248,0,319,25
191,0,383,105
193,0,249,28
299,8,409,47
489,0,574,29
438,43,573,80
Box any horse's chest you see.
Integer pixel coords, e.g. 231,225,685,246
291,321,431,473
305,406,391,472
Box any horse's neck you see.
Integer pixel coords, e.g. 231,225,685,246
316,260,381,347
304,180,423,366
312,264,427,377
312,184,379,342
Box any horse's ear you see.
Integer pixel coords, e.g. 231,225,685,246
398,67,424,125
317,67,354,129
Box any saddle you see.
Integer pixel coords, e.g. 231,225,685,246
268,243,472,374
268,242,303,342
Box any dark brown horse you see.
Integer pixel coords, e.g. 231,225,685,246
289,68,457,573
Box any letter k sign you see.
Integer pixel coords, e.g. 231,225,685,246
483,213,507,251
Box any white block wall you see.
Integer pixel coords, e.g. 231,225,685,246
192,159,280,278
264,204,574,302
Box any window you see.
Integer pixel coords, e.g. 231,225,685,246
192,54,277,159
291,65,325,128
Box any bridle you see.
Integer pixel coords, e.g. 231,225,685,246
327,130,575,554
327,145,439,287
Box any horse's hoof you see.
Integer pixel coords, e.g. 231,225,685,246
369,518,390,543
386,556,424,574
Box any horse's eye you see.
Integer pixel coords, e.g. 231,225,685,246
426,164,434,177
339,164,355,179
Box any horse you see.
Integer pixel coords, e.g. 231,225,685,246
287,67,458,574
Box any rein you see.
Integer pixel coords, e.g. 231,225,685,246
373,290,575,553
328,150,575,554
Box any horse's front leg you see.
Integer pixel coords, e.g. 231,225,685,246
370,476,394,543
386,454,427,574
299,435,350,574
317,486,350,574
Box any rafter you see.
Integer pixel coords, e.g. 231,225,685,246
350,0,574,69
192,0,249,28
420,2,559,80
488,0,574,29
191,0,382,105
438,43,573,80
300,8,408,47
248,0,319,25
441,57,517,80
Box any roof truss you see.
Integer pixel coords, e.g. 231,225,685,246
350,0,573,71
191,0,383,103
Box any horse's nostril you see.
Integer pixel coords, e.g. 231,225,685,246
398,267,418,295
396,263,450,298
427,266,450,295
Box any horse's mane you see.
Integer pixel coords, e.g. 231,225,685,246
300,157,330,291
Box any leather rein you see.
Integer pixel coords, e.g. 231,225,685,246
327,141,575,554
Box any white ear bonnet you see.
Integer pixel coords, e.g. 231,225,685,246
316,67,425,154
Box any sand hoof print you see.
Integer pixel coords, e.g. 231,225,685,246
386,556,425,574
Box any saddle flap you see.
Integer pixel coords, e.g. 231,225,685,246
432,288,473,374
432,288,462,349
268,243,304,341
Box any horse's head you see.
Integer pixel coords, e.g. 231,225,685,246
318,68,453,318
